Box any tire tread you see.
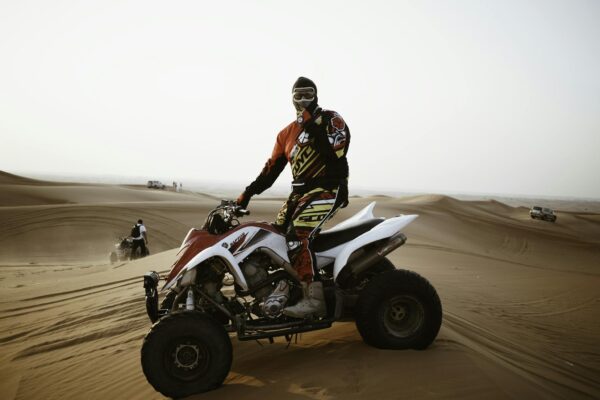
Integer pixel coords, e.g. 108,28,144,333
355,269,442,350
141,311,232,398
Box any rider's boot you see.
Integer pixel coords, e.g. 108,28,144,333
283,281,326,318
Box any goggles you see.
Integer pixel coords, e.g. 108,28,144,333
293,87,316,101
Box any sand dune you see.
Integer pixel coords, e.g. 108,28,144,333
0,173,599,399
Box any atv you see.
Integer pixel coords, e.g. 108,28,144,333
110,236,149,264
141,200,442,398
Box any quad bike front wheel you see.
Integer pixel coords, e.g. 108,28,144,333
141,312,232,398
355,269,442,350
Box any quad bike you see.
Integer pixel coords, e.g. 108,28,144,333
110,237,150,264
141,200,442,398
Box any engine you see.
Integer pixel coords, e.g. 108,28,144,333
241,255,271,300
241,254,290,318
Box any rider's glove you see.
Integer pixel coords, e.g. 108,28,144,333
236,191,251,209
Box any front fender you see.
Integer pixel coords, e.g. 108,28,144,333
162,245,248,291
333,214,418,281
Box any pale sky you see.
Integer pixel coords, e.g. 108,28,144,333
1,0,599,198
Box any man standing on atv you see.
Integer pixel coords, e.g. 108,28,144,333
237,77,350,318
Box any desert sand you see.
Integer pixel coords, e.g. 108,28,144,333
0,171,599,399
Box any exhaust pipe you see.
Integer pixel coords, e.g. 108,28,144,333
348,232,407,277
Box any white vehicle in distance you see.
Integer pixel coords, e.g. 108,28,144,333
147,180,166,189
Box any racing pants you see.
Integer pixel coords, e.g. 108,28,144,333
275,187,343,282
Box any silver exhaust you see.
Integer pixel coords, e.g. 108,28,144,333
348,232,407,277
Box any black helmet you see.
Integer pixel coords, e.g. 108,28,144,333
292,76,318,114
292,76,317,94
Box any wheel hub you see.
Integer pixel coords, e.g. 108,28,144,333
383,295,424,338
174,344,200,370
163,336,211,382
390,304,407,321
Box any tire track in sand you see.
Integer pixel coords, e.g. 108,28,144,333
443,311,600,399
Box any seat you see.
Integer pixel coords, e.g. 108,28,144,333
311,218,384,252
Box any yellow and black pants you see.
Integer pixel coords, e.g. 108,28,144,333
275,187,343,282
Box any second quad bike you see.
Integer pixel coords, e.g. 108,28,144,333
141,200,442,398
109,236,149,263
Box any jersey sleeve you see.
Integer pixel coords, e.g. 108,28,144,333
244,131,288,196
308,111,350,180
326,112,349,159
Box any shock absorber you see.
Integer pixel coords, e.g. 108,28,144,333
186,288,195,311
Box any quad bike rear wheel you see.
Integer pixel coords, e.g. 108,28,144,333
141,312,232,398
355,269,442,350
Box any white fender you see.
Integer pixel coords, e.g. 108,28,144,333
326,202,377,232
163,245,248,291
332,214,418,281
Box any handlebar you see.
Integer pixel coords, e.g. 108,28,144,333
236,208,250,216
218,199,250,216
203,200,250,234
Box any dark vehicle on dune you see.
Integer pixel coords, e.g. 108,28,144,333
530,206,557,222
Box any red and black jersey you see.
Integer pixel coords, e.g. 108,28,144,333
244,107,350,196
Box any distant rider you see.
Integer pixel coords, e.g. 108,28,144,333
130,219,148,260
236,77,350,318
